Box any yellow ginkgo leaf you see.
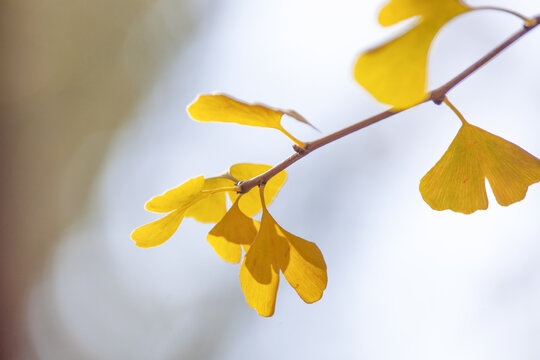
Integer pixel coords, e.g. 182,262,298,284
187,94,311,147
185,177,235,223
228,163,287,217
354,0,470,109
131,210,185,248
240,188,327,316
145,176,205,213
240,209,282,317
277,226,327,304
146,176,233,223
133,175,237,248
207,198,260,263
420,122,540,214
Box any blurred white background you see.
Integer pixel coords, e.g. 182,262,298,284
14,0,540,359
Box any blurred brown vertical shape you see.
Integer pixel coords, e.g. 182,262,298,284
0,0,193,358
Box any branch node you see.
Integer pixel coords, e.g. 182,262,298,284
524,17,538,29
430,90,446,105
236,181,246,194
293,143,307,154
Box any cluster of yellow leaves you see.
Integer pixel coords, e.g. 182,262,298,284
132,164,279,247
133,0,540,318
355,0,540,212
213,186,327,316
133,94,327,316
132,164,327,316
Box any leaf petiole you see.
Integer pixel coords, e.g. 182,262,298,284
278,126,306,149
472,6,533,24
201,186,240,194
443,97,468,125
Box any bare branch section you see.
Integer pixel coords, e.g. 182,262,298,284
431,16,539,104
238,16,540,194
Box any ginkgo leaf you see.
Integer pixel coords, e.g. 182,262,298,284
240,209,282,317
240,201,327,316
277,226,327,304
146,176,234,223
207,198,260,263
145,176,205,213
227,163,287,217
187,93,313,147
354,0,470,109
185,177,235,223
131,210,185,248
420,122,540,214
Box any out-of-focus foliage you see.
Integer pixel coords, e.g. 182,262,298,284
354,0,470,109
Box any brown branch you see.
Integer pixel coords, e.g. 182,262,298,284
238,16,540,194
430,16,539,104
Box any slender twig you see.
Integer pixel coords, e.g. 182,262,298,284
430,16,540,104
238,15,540,194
